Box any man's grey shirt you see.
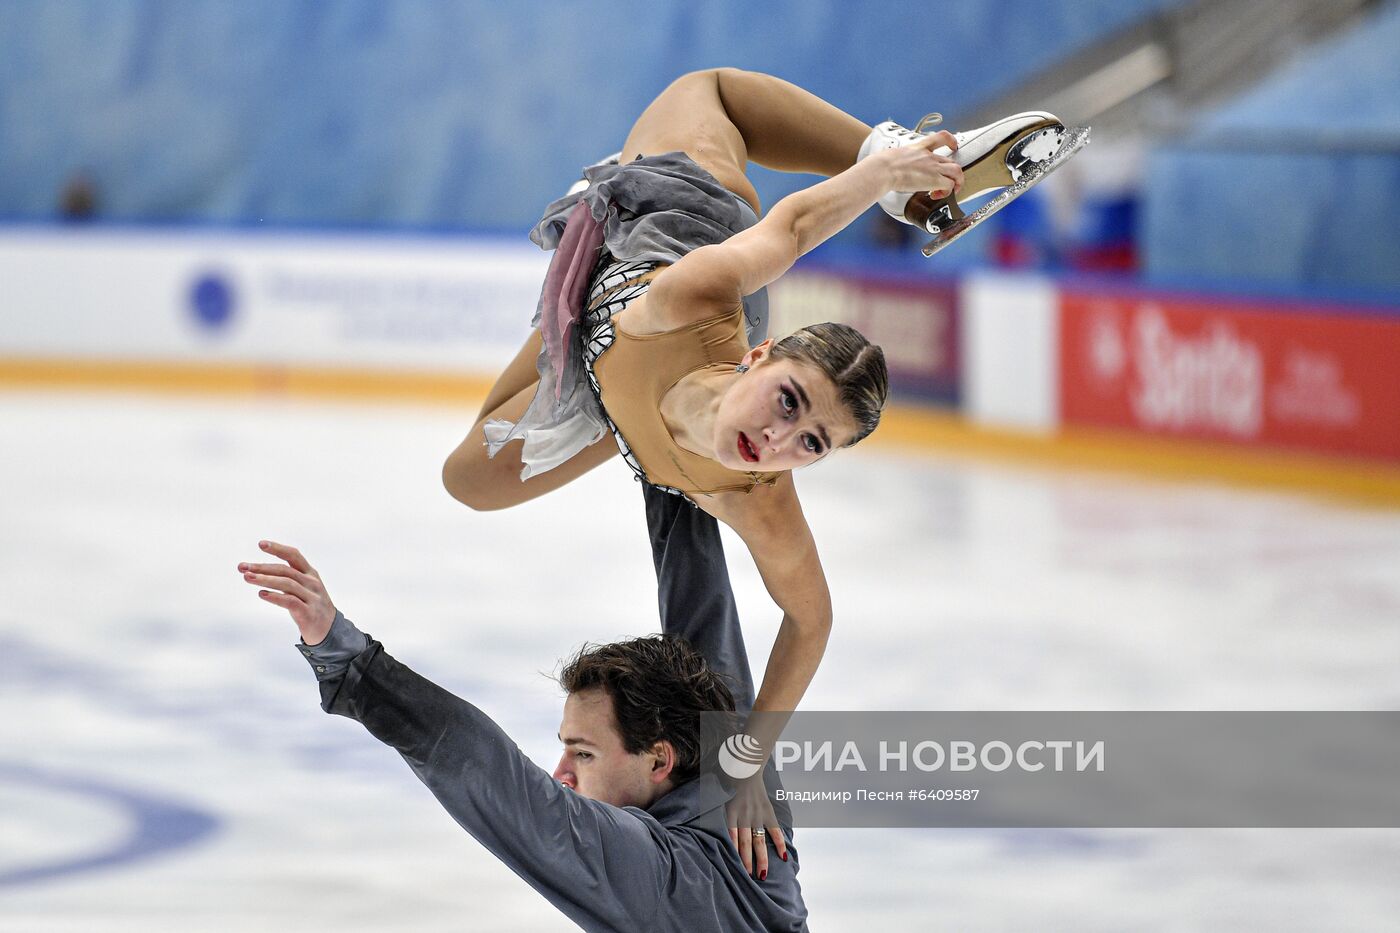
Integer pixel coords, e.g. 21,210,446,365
299,485,808,932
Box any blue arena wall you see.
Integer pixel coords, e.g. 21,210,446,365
1143,1,1400,292
0,0,1178,232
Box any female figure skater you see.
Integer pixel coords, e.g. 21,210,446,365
441,68,1058,873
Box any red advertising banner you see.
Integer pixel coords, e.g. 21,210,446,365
1060,290,1400,462
770,270,960,403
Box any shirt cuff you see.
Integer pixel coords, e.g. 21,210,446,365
294,611,370,681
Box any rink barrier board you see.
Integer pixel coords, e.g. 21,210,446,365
767,269,960,404
3,354,1399,509
3,228,1397,504
1059,288,1400,461
0,226,545,373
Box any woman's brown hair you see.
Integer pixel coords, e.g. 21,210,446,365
771,322,888,445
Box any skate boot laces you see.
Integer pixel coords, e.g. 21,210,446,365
914,113,943,134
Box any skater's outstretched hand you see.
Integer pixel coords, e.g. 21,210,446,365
238,540,338,646
876,129,964,199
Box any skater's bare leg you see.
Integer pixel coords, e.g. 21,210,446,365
443,328,618,511
443,368,618,511
713,69,873,176
470,329,544,431
620,68,873,214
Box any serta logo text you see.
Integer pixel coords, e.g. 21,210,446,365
1131,307,1263,437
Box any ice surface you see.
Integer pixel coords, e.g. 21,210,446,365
2,391,1398,931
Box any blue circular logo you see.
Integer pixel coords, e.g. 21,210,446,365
189,273,236,330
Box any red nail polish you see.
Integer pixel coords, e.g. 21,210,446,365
759,870,766,881
781,851,788,862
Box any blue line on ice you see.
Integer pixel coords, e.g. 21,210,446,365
0,763,221,889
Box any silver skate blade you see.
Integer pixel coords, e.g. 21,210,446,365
921,124,1091,258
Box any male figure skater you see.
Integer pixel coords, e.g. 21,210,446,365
239,485,805,932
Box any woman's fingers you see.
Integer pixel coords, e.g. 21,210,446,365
937,160,964,192
885,145,964,198
927,161,964,199
727,779,780,879
913,129,958,153
735,826,753,873
770,822,788,864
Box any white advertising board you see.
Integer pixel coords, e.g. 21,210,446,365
0,227,547,373
962,271,1060,431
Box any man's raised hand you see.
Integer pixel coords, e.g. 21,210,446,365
238,540,337,646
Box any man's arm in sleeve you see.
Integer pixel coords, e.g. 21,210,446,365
642,484,755,714
301,612,666,931
640,486,794,831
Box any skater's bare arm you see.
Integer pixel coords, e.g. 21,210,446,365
239,542,664,929
701,479,827,870
646,133,962,323
702,477,831,722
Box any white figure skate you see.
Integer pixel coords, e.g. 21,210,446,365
859,112,1090,257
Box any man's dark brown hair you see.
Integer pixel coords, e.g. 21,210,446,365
558,634,736,785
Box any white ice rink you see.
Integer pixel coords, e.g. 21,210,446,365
3,390,1399,932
